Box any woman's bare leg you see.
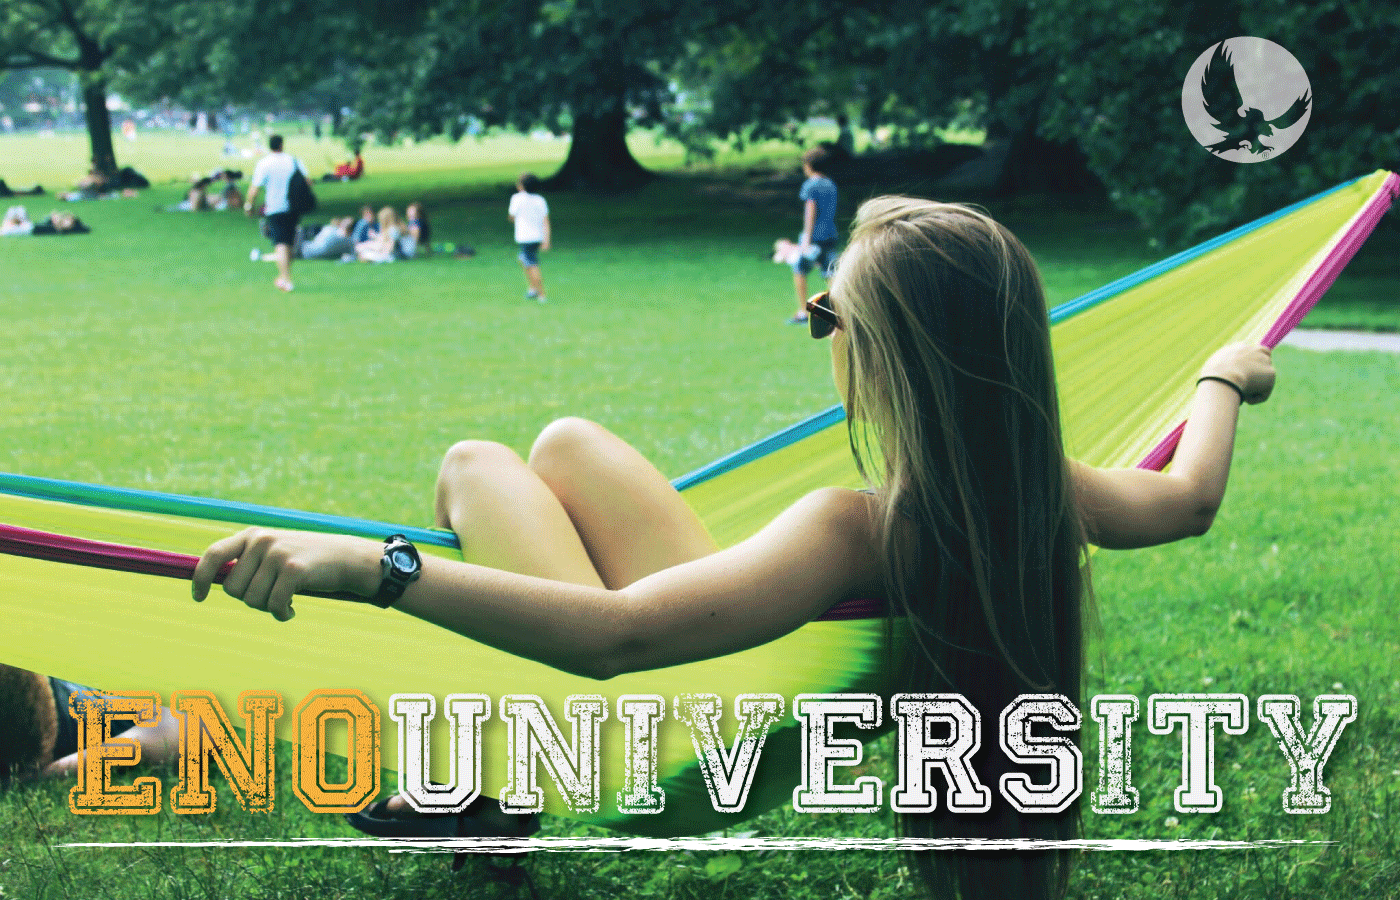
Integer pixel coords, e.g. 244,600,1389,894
527,418,719,589
434,439,604,587
366,424,716,824
435,421,718,591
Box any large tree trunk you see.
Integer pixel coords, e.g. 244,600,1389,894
994,130,1101,196
543,107,651,191
80,74,118,178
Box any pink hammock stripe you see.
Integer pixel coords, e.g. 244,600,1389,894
1136,171,1400,472
6,174,1394,604
0,522,884,621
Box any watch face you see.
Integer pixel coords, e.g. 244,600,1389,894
390,549,416,573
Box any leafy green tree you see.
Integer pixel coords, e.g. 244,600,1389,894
0,0,168,177
335,0,701,189
124,2,407,119
676,1,1096,192
1018,0,1400,242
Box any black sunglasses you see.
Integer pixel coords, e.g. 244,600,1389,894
805,292,842,339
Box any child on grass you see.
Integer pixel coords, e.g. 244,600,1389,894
509,173,550,302
788,147,839,325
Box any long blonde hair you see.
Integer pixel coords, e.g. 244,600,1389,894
835,197,1086,900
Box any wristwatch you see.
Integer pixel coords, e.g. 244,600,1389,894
372,534,422,608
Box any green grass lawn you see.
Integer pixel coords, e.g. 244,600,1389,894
1,133,1398,899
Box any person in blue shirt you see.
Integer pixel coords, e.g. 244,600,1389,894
788,147,840,325
350,205,378,245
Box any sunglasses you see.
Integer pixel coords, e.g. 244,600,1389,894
805,291,843,339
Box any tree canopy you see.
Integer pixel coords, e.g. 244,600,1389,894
1015,0,1400,243
5,0,1396,241
1,0,173,175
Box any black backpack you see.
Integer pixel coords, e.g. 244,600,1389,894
288,163,317,215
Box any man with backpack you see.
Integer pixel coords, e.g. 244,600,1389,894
245,134,314,292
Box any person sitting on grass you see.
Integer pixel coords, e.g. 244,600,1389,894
1,205,32,235
401,201,431,258
253,217,355,261
62,163,111,201
0,178,44,198
323,150,365,182
350,205,378,245
355,206,404,263
193,197,1276,900
174,177,214,212
32,210,89,234
214,170,244,211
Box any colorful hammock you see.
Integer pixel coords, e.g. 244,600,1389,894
1,170,1395,836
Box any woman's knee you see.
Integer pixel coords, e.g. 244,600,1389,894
438,440,527,488
528,417,612,477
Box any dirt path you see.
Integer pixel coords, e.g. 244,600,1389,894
1282,330,1400,352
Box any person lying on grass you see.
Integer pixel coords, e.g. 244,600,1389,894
0,664,178,787
193,196,1275,900
1,206,89,235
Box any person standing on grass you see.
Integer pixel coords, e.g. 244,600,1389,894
509,172,550,303
244,134,309,293
788,147,839,325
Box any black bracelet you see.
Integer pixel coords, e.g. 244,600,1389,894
1196,375,1245,402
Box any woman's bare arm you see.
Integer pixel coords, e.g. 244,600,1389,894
192,487,882,680
1072,343,1275,550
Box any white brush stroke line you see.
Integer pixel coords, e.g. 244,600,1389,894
58,837,1336,853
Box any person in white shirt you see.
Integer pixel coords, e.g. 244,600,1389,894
245,134,309,292
508,172,551,302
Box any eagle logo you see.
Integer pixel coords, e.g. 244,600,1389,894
1181,38,1312,163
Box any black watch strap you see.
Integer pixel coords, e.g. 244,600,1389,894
372,534,421,608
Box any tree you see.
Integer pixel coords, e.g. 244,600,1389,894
122,2,408,117
278,0,834,189
336,0,697,190
0,0,167,177
109,0,1026,192
678,2,986,149
672,1,1099,193
1014,0,1400,242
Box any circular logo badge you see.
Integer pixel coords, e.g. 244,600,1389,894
1181,37,1312,163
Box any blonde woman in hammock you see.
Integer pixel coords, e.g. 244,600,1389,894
194,197,1273,900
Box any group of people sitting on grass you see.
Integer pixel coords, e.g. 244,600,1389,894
252,203,432,263
1,205,89,236
351,203,431,262
166,169,245,212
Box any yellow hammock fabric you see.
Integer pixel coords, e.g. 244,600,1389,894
0,170,1395,836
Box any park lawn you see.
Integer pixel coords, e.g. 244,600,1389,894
0,137,1398,899
0,348,1396,900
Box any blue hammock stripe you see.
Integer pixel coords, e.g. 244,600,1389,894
0,173,1367,518
670,404,847,491
673,173,1365,491
1048,176,1358,324
0,472,461,549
